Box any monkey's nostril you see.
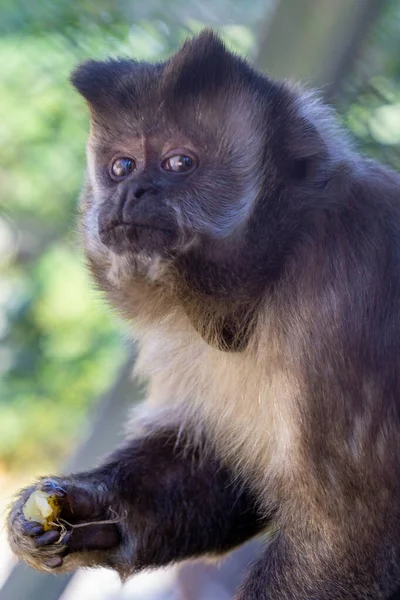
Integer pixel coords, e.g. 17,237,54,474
128,182,156,202
134,187,146,200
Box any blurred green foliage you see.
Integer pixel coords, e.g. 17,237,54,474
1,0,399,474
337,0,400,170
0,34,126,471
0,1,262,473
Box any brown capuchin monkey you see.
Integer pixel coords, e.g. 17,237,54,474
8,30,400,600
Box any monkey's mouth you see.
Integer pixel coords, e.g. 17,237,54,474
102,222,174,235
99,221,177,254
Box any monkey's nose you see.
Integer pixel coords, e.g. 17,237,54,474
127,182,157,202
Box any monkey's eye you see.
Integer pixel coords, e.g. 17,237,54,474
110,157,135,179
162,155,195,174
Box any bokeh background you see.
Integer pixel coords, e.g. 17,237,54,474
1,0,400,598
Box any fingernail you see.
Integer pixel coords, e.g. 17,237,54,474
44,556,63,569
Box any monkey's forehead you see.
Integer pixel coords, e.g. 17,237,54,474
71,30,279,133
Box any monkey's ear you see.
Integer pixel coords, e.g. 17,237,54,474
284,112,331,183
70,59,138,111
290,116,325,158
163,29,244,98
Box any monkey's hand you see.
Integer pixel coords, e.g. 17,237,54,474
8,431,265,578
7,476,127,574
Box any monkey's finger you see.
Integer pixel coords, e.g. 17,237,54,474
21,521,44,536
33,530,62,548
41,480,67,499
41,478,108,521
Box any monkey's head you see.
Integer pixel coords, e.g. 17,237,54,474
72,31,339,350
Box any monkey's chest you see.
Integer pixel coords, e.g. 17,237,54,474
141,336,302,498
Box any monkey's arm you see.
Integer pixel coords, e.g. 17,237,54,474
8,427,268,577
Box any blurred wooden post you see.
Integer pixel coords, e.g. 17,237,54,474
256,0,384,100
0,353,139,600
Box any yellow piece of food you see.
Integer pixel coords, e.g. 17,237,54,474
23,490,61,531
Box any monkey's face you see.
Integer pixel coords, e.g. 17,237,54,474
72,33,272,291
84,120,257,268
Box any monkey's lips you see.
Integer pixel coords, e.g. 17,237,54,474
99,221,177,255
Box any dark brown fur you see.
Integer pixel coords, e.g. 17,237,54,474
8,31,400,599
